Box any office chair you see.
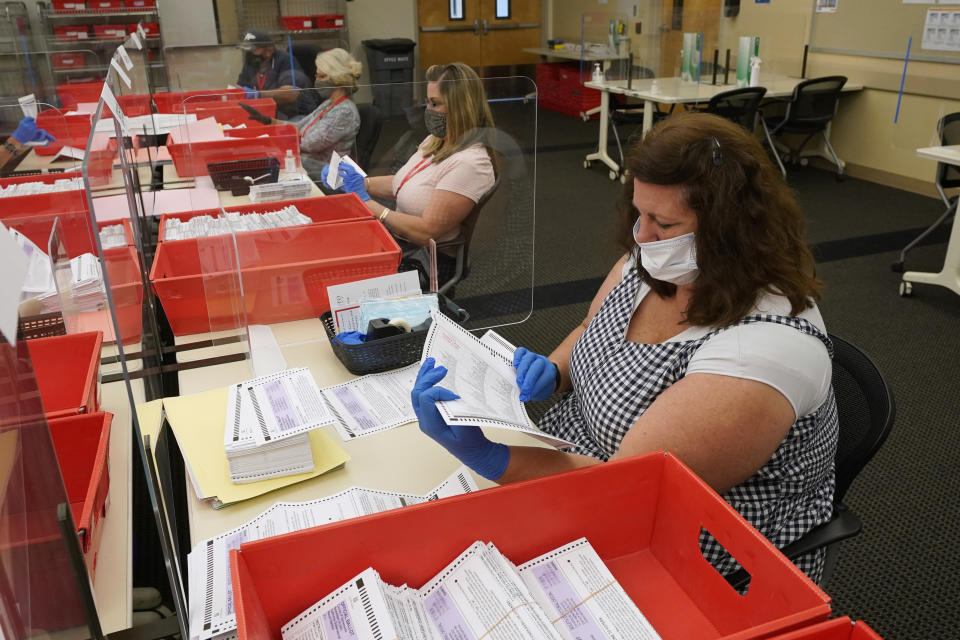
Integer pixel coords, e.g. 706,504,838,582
290,42,323,81
608,65,662,170
891,111,960,274
728,333,895,589
759,75,847,180
355,103,383,171
704,86,767,131
433,173,502,295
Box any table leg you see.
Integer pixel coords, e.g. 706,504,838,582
901,204,960,296
584,88,620,177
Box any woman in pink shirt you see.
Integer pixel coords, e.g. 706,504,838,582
328,62,497,281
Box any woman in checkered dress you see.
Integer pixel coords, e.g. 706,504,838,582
412,111,839,583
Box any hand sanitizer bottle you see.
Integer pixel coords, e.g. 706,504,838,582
592,62,603,83
283,149,296,177
749,57,761,87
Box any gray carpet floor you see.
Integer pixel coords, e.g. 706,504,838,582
373,107,959,638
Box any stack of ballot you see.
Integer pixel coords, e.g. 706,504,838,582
248,175,312,203
0,176,83,198
223,367,337,484
98,224,127,250
9,229,106,313
67,253,107,312
161,205,312,241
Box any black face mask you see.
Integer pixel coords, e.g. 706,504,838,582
246,53,265,68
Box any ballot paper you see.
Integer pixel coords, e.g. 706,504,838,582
248,176,312,203
187,466,479,640
321,363,420,440
160,205,311,241
0,176,83,197
0,222,28,345
422,309,574,448
281,537,661,640
324,149,367,190
18,94,38,119
50,146,86,162
326,271,422,334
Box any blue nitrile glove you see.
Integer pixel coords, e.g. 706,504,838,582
513,347,559,402
241,85,260,99
412,358,510,481
12,117,56,145
335,331,366,345
337,162,370,201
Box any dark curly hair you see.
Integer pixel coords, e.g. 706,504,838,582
615,111,822,328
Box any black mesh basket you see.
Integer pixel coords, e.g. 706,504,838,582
321,295,469,375
17,312,66,341
206,157,280,196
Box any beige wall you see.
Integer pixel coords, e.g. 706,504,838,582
346,0,418,103
548,0,660,69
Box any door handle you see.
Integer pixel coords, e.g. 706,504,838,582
483,21,541,31
474,18,481,35
482,18,489,35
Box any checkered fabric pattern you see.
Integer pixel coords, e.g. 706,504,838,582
539,268,839,582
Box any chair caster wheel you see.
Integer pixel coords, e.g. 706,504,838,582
620,173,628,184
580,112,589,122
800,157,809,167
583,160,591,169
609,170,619,181
890,261,904,273
899,281,913,297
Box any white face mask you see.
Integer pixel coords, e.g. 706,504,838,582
633,217,699,285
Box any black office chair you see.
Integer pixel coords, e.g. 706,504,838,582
433,173,502,295
891,111,960,274
728,333,895,589
354,103,383,171
704,86,767,131
760,75,847,180
290,42,323,81
608,65,662,171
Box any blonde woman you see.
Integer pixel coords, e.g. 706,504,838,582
241,47,362,179
327,62,496,282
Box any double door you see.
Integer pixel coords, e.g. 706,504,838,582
658,0,723,76
418,0,540,70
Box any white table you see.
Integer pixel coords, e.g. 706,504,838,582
901,145,960,297
168,319,551,546
582,75,863,181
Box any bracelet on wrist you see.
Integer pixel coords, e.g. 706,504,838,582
553,365,562,393
378,207,390,223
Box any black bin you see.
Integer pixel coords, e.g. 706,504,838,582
362,38,416,117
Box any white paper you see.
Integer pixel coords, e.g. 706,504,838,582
242,368,336,445
326,271,422,334
111,58,132,89
322,363,420,440
0,223,30,346
187,467,478,640
128,31,143,50
99,83,128,134
325,150,367,190
518,538,661,640
50,145,86,162
422,310,574,448
18,94,38,119
480,329,517,362
116,45,133,71
922,10,960,50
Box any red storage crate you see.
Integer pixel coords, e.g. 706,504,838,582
57,80,104,109
25,331,102,419
54,25,92,41
314,14,344,28
152,88,245,113
280,16,313,30
149,220,401,335
51,52,86,69
230,453,831,640
158,194,373,241
93,23,127,39
137,21,160,37
87,0,122,8
29,113,93,156
102,246,145,344
537,61,601,119
771,617,882,639
124,0,155,7
167,123,300,177
52,0,86,11
0,169,87,217
47,411,112,577
180,97,277,127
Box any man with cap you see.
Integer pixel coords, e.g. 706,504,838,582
236,28,315,119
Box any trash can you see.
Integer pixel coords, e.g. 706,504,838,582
362,38,416,117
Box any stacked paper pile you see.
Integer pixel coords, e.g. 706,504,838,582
0,176,83,198
99,223,127,249
248,176,312,203
223,367,338,484
68,253,106,312
9,229,106,313
162,205,311,241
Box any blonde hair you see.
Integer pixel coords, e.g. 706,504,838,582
422,62,495,163
315,48,362,93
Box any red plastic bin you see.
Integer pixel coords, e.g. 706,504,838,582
57,80,104,109
770,617,882,639
47,411,112,577
158,194,372,241
280,16,313,30
124,0,155,7
51,52,86,69
54,25,91,41
25,331,102,419
30,113,93,156
149,220,401,335
87,0,122,8
134,21,160,37
93,24,127,39
52,0,86,11
230,453,831,639
314,14,344,28
102,246,146,344
178,98,277,127
152,88,245,113
167,123,300,178
0,169,87,219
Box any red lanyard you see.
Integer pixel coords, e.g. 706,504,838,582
394,157,432,196
300,95,348,140
255,71,268,90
